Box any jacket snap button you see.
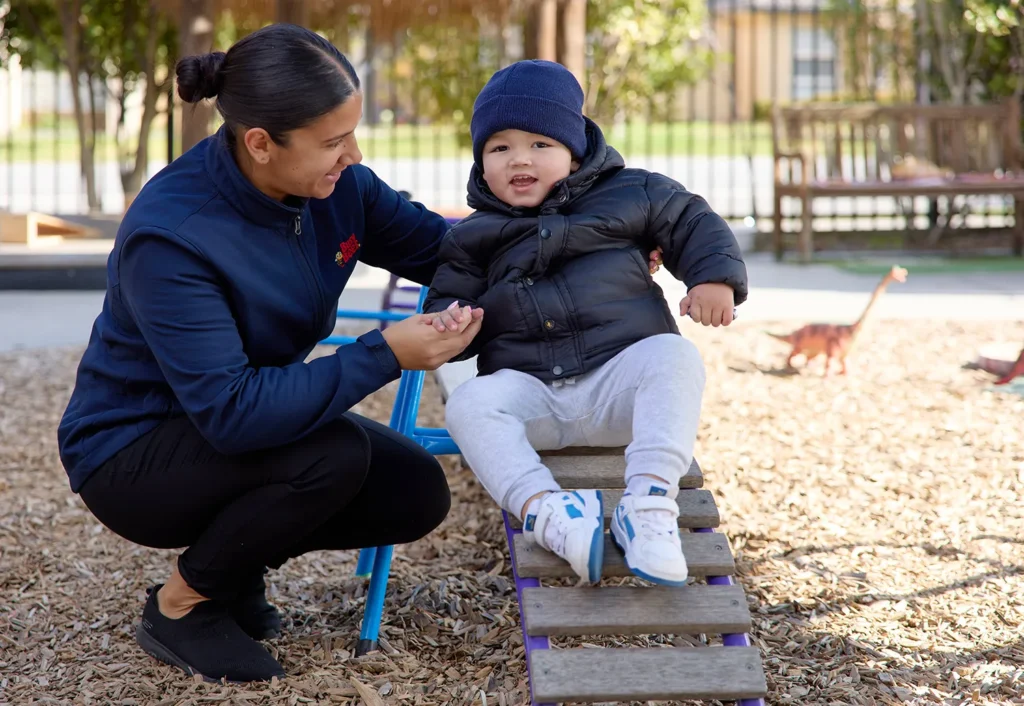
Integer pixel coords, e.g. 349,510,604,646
544,319,554,330
552,365,563,375
540,228,551,239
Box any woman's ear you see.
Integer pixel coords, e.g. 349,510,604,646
242,127,274,165
570,160,581,173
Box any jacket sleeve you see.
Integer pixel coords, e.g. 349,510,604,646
422,230,490,361
118,228,401,456
422,230,488,313
645,173,749,305
352,165,451,287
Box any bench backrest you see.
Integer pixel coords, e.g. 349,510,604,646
772,101,1023,184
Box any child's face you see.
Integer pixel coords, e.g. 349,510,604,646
481,129,579,208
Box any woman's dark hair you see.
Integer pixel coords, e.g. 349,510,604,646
175,23,360,145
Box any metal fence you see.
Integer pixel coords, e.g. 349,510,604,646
0,0,1015,240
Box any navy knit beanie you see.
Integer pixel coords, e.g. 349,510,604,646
470,60,587,167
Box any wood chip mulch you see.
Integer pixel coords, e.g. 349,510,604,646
1,319,1021,705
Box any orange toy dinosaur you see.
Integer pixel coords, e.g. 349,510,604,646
766,264,908,376
994,345,1024,385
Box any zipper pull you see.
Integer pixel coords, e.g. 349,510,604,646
294,215,302,235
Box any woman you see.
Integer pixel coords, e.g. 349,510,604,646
56,23,483,683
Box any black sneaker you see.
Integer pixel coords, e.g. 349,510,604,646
228,570,283,641
136,584,286,683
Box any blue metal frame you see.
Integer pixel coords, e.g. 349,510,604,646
327,285,462,655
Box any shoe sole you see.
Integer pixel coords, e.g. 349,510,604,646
135,624,283,683
609,520,689,588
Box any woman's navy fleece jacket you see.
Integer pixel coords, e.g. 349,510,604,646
57,127,448,492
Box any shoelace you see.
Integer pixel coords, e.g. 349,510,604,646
633,509,678,538
626,495,680,539
541,494,587,554
543,507,573,554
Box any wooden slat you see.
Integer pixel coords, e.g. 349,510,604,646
529,646,767,702
506,488,719,529
522,584,750,637
543,454,703,489
512,532,735,579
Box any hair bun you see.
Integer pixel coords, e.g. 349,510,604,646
176,52,227,103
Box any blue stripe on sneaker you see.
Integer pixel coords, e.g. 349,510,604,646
571,490,586,506
586,490,604,583
624,514,636,541
565,504,583,519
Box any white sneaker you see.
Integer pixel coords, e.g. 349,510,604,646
610,484,689,586
523,490,604,584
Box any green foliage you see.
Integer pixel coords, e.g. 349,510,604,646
584,0,713,124
393,0,714,139
963,0,1022,35
391,19,503,149
825,0,918,102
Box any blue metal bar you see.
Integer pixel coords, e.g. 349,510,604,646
319,335,358,346
413,426,449,437
335,309,409,322
414,435,460,456
354,547,376,578
356,286,436,656
355,544,394,655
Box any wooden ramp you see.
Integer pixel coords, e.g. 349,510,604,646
0,211,101,246
434,360,767,705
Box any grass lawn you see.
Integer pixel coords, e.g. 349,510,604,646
0,118,774,163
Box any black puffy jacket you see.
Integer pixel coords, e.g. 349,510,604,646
423,118,748,382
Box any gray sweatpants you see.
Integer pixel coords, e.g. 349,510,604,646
444,333,706,520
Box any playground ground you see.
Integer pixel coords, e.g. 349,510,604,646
1,312,1022,705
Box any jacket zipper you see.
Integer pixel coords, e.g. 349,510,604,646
291,213,326,337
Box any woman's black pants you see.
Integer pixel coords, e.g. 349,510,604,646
78,412,451,601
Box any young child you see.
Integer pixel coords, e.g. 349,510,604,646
423,60,748,586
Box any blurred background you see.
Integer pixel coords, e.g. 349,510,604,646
1,0,1022,255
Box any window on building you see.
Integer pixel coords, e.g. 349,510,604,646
792,26,837,100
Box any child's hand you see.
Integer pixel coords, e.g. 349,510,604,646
428,301,480,333
680,282,734,326
649,246,664,274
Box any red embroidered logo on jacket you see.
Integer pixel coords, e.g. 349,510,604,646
335,234,360,267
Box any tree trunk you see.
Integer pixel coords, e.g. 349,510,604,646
53,0,100,212
120,0,165,209
558,0,586,91
332,4,350,53
178,0,215,153
85,64,101,212
533,0,557,61
276,0,308,27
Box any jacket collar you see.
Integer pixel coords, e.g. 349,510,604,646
203,125,308,229
465,117,625,217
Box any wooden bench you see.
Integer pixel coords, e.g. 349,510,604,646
435,360,767,705
771,100,1024,262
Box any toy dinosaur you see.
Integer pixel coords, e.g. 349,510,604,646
994,345,1024,385
765,264,908,376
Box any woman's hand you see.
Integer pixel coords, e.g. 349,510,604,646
381,307,484,370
